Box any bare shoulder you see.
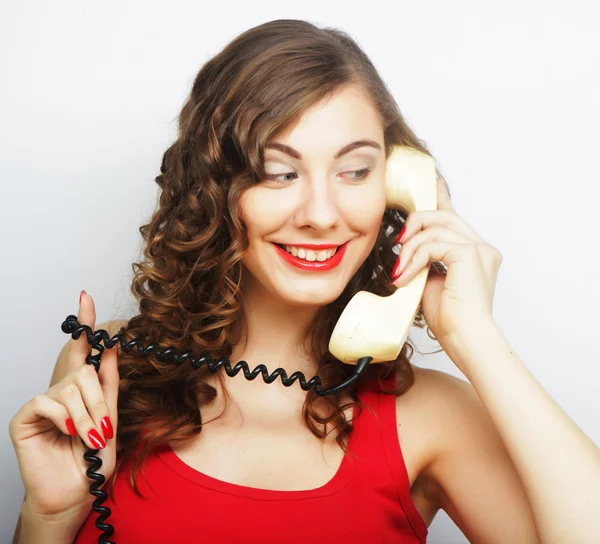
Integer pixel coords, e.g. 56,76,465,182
394,364,489,480
395,363,478,425
393,364,487,504
398,364,503,456
96,319,129,352
395,365,539,542
392,365,472,489
101,319,130,336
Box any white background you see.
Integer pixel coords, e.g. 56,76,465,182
1,1,598,542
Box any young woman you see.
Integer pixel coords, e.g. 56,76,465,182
10,19,600,544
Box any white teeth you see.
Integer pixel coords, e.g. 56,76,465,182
283,245,338,261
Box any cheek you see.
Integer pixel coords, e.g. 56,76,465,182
239,190,280,236
238,190,291,269
342,188,387,235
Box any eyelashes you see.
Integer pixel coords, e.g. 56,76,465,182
345,168,372,181
264,168,373,184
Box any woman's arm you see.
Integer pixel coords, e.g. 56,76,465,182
392,176,600,542
446,320,600,544
16,501,80,544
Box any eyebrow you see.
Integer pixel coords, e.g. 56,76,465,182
265,139,381,160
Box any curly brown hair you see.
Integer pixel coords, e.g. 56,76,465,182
106,18,447,499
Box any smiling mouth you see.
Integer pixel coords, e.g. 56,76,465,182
273,243,341,262
271,241,349,271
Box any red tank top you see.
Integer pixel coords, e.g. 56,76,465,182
74,369,428,543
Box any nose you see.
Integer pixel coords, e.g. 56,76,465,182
294,175,339,231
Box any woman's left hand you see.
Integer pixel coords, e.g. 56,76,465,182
391,176,503,354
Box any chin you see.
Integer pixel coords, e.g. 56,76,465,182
275,281,345,308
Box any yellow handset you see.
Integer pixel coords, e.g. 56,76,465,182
329,145,438,364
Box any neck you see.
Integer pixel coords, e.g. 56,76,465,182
231,294,320,378
207,278,328,409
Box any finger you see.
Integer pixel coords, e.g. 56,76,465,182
71,291,96,370
399,226,472,259
393,241,467,287
47,381,106,450
68,363,115,442
436,175,453,210
9,395,75,444
96,345,120,442
400,210,483,244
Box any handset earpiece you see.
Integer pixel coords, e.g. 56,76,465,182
328,145,438,364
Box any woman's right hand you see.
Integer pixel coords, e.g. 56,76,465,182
9,292,120,528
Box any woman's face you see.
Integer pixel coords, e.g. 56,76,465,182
238,84,387,308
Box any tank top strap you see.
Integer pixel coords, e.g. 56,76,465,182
349,366,396,457
351,365,429,542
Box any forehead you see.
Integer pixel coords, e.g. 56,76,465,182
267,85,384,155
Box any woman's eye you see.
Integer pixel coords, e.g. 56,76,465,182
264,172,298,183
264,168,371,184
347,168,371,181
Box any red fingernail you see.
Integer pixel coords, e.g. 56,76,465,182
395,226,407,245
391,258,402,282
100,416,113,440
66,418,77,436
88,429,106,449
79,290,87,304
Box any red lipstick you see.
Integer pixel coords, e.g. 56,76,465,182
273,242,348,271
277,243,339,250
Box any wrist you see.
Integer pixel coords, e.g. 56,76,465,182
19,502,81,544
443,320,505,373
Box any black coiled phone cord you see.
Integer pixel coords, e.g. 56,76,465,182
61,314,372,543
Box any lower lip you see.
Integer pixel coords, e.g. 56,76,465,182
273,242,348,271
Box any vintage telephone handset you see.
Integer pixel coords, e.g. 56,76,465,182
61,145,438,543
